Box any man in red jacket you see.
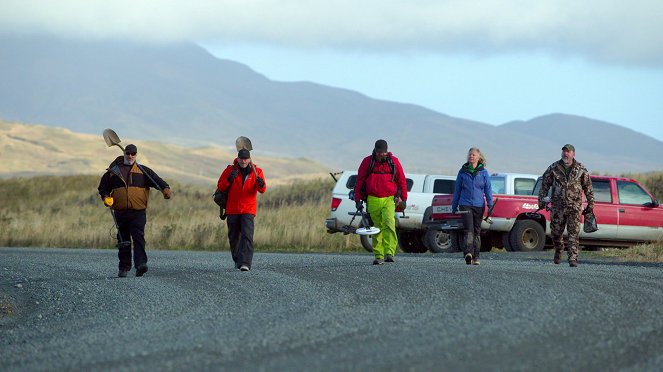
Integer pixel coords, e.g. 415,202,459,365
354,140,407,265
217,149,267,271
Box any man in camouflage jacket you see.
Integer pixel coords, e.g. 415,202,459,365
538,144,594,267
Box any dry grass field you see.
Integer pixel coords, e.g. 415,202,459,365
0,175,363,252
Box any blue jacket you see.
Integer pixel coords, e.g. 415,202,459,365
451,163,493,213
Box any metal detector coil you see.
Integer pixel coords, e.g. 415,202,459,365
356,227,380,236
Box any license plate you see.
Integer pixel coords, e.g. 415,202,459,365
433,205,453,214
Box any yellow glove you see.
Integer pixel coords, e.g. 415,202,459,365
103,196,114,207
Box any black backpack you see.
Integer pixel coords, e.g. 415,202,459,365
213,165,238,220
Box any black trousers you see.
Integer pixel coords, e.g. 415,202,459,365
114,209,147,270
460,205,484,259
227,214,255,269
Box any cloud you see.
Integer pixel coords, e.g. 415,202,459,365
2,0,663,66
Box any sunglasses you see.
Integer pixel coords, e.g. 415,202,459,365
125,152,137,156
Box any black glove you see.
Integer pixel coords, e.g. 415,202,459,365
355,200,363,211
538,200,546,210
256,177,265,188
582,206,593,215
227,167,239,182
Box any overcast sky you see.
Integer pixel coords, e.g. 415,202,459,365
3,0,663,141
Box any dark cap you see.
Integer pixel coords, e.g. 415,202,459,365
238,149,251,159
125,144,137,154
374,139,388,153
562,144,575,152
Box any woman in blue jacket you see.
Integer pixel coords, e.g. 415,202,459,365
451,147,493,265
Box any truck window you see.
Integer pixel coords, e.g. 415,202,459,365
532,177,547,197
617,181,651,205
514,178,536,195
490,176,506,194
592,180,612,203
345,175,414,191
433,179,455,194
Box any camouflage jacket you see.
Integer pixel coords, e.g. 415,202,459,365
538,159,594,211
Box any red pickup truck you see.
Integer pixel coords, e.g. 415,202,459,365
426,175,663,252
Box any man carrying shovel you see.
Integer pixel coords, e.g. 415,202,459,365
217,143,267,272
98,143,172,278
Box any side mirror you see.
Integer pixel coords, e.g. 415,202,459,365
643,199,659,208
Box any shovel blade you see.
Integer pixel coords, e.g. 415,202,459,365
103,128,122,148
235,136,253,151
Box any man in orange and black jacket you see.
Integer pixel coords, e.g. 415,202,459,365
98,144,172,278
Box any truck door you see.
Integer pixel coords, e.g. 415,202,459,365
616,181,663,241
581,179,618,238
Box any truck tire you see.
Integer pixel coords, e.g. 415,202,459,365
424,229,458,253
509,220,545,252
398,232,428,253
502,232,515,252
360,235,373,253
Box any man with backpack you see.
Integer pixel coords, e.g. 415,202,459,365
354,140,408,265
217,149,267,271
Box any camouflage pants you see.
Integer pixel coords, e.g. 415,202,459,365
550,206,581,261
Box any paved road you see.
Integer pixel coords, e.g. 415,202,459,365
1,248,663,371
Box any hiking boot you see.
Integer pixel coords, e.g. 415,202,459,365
554,251,562,264
240,265,250,271
118,270,129,278
472,259,480,265
385,255,395,263
569,260,578,268
136,263,148,277
373,259,384,265
465,253,473,265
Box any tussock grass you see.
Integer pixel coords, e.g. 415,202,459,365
0,175,363,252
598,241,663,263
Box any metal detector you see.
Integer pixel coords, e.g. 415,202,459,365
526,197,551,220
102,128,163,192
108,208,131,249
340,205,381,236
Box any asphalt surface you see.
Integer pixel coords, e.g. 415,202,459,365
1,247,663,371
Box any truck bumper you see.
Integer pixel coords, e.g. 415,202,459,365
325,217,339,233
424,219,466,231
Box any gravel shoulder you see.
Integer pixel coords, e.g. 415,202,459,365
2,247,663,371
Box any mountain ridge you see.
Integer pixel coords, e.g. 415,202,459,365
1,34,661,175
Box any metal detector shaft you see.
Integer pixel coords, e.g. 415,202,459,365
109,209,128,246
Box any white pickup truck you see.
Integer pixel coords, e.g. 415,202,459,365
325,171,456,253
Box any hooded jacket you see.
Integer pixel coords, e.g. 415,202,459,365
217,159,267,215
354,152,408,202
98,156,169,211
451,163,493,212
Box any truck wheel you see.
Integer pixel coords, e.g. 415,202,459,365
398,232,428,253
360,235,373,253
509,220,545,252
424,229,458,253
502,232,515,252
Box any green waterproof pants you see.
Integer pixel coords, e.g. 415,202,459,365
367,195,397,259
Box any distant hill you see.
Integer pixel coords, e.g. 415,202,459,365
0,120,331,185
1,34,662,175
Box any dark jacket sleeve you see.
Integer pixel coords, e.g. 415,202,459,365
98,171,112,199
139,165,169,190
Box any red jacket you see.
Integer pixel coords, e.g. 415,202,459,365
217,160,267,215
354,152,407,201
